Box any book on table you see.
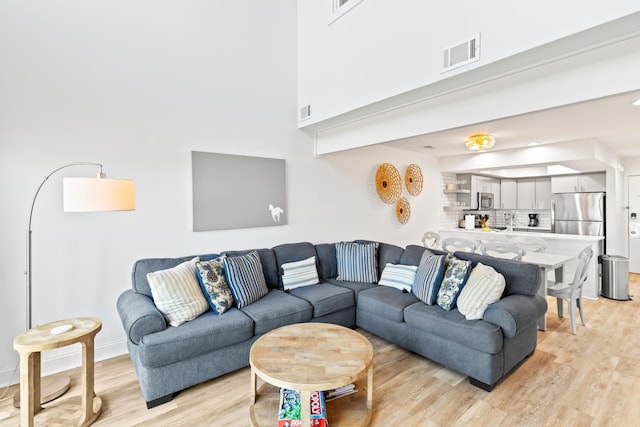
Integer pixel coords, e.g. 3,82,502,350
278,388,328,427
324,384,357,401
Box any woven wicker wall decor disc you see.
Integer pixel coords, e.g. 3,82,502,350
396,197,410,224
375,163,402,204
405,164,423,196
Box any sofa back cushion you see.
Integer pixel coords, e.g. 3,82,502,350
400,245,448,266
272,242,319,289
221,248,280,289
453,252,540,297
132,253,219,297
315,243,338,280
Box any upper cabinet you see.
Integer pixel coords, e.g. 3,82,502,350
500,179,517,209
517,177,551,210
551,173,606,193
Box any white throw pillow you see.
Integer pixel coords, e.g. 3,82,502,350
378,263,419,292
147,257,209,327
456,262,506,320
282,256,319,291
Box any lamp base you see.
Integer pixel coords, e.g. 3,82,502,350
13,376,71,408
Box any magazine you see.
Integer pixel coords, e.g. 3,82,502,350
278,388,328,427
324,384,357,401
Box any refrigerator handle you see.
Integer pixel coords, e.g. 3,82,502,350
551,199,555,233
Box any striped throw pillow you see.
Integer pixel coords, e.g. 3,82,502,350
457,262,506,320
412,251,446,305
378,263,419,292
147,257,209,327
336,241,378,283
282,256,319,291
223,251,269,308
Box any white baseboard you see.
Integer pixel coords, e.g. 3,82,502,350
0,339,128,387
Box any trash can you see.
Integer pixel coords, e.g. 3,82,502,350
600,255,630,300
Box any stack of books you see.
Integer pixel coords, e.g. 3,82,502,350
278,389,328,427
324,384,357,402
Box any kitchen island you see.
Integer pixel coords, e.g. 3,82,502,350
439,228,604,299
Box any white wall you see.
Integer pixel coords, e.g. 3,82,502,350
0,1,441,385
298,0,640,126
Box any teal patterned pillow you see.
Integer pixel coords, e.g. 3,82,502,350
195,256,235,315
437,258,473,311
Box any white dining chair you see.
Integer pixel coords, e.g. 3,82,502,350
511,236,547,253
421,231,441,249
546,247,593,335
441,237,476,254
479,241,526,261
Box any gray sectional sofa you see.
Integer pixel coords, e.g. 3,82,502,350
117,241,546,408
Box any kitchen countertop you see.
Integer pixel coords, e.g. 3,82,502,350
440,228,604,242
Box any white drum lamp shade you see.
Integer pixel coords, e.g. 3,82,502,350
63,177,136,212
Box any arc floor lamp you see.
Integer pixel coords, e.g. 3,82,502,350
21,162,135,405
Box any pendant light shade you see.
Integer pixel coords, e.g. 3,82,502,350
466,133,495,151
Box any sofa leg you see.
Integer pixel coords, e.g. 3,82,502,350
146,393,174,409
469,377,494,392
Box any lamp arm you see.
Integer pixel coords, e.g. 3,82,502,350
26,162,103,330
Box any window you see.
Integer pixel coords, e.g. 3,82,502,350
330,0,364,24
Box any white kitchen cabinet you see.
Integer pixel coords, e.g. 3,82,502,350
535,177,552,209
491,179,501,211
551,173,606,193
500,179,517,209
517,178,536,209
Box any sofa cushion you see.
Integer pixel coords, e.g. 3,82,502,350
224,252,269,308
437,258,473,311
240,289,313,335
457,263,506,320
147,257,209,327
404,302,503,354
272,242,319,289
336,241,378,283
315,243,338,280
378,263,418,292
377,243,404,276
195,256,235,315
222,248,280,288
400,245,430,266
357,286,419,323
325,278,377,301
289,282,355,318
412,251,446,305
133,253,219,297
453,252,541,297
138,308,254,368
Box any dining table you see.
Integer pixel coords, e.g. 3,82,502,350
520,251,575,331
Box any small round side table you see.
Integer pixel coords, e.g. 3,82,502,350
13,317,102,427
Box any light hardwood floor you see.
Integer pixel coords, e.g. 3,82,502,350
1,275,639,426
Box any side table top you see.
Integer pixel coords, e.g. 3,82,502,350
250,322,373,392
14,317,102,352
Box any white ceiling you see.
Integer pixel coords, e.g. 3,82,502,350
386,89,640,161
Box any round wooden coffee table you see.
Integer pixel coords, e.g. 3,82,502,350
249,322,373,427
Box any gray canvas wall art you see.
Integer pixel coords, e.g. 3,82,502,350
192,151,287,231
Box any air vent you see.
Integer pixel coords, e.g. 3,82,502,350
442,34,480,72
300,104,312,121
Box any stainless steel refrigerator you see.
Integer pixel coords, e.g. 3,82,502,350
551,192,605,239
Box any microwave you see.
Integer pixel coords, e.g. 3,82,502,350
478,192,494,209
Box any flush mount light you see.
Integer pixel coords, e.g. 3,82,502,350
465,133,495,151
632,99,640,107
527,142,539,146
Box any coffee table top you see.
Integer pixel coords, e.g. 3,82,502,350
250,322,373,392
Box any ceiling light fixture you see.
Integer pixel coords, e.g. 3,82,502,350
466,133,495,152
632,98,640,107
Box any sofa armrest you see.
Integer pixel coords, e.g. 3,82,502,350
117,289,166,345
482,294,542,338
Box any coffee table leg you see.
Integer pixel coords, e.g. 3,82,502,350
367,366,373,409
250,368,257,404
300,390,311,427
